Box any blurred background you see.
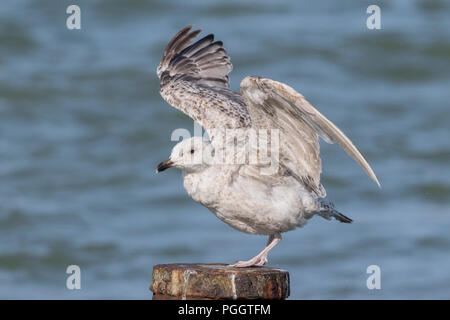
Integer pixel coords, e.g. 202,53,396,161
0,0,449,299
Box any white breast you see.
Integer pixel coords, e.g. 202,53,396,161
182,166,314,235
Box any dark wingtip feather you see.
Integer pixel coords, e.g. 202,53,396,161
164,26,200,56
158,26,233,88
167,26,192,48
178,34,214,57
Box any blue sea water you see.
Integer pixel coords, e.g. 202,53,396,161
0,0,449,299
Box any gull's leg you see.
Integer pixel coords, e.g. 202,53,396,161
230,233,281,268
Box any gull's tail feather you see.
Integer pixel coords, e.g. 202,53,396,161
317,201,353,224
330,210,353,223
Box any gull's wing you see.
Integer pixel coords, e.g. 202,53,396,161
240,76,380,197
157,26,251,130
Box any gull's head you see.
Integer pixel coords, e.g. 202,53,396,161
156,137,214,174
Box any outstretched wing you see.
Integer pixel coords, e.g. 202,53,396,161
157,26,251,130
240,76,380,197
157,26,232,88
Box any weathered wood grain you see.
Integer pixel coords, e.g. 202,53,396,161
150,263,290,300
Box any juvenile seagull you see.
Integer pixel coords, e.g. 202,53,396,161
156,26,380,267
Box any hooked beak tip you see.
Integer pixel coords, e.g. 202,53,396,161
156,159,173,173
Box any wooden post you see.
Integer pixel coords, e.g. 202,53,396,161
150,263,290,300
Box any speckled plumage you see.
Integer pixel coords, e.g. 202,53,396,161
156,26,380,267
160,78,251,129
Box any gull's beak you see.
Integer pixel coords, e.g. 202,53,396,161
156,159,173,173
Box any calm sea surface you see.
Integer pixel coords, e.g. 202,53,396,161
0,0,449,299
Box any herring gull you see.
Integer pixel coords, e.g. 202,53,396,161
156,26,380,267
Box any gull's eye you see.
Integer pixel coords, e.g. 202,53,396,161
190,148,195,154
